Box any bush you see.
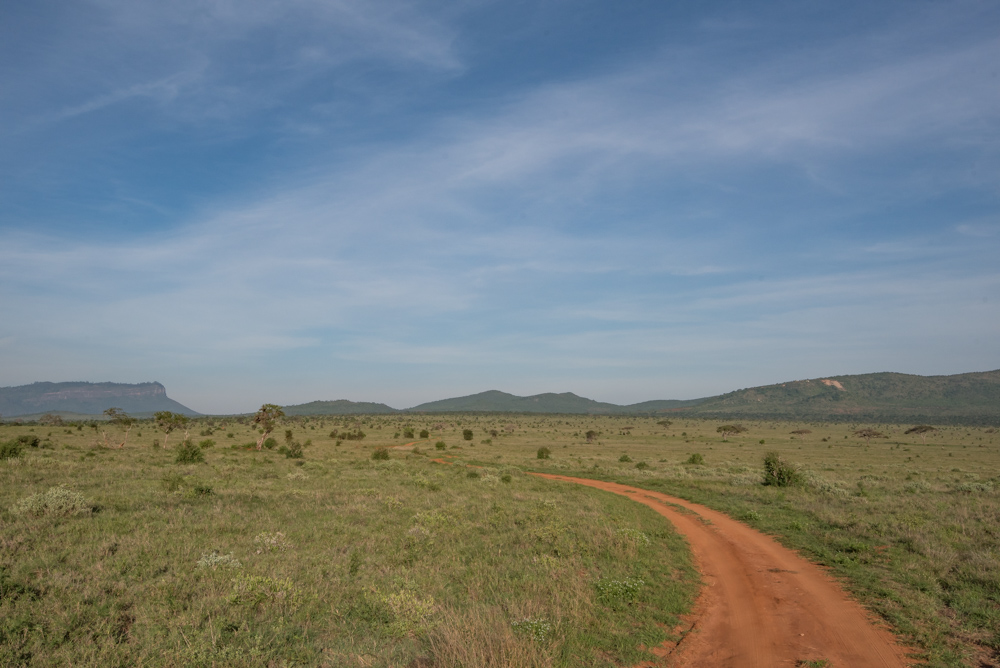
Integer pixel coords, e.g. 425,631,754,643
618,454,632,463
280,441,305,459
686,453,704,465
198,439,216,448
419,429,429,439
763,451,800,487
372,447,390,461
462,429,473,441
263,437,277,449
0,439,24,460
11,486,92,517
537,446,551,459
635,461,649,470
176,439,205,464
15,435,41,448
435,441,446,451
403,428,415,439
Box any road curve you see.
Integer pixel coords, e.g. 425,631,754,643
530,473,913,668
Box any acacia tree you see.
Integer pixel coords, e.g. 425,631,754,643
253,404,285,450
905,425,937,444
103,407,136,448
854,428,885,445
717,424,746,439
154,411,189,449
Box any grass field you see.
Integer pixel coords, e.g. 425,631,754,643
0,416,697,667
1,413,998,666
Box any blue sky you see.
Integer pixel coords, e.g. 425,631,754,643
1,0,998,414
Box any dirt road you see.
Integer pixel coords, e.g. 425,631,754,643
531,473,913,667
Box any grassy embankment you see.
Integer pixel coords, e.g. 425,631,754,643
0,418,696,667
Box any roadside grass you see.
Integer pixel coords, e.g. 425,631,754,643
0,418,696,667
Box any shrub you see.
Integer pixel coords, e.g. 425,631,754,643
537,446,551,459
763,451,800,487
372,447,390,461
16,435,41,448
281,441,304,459
11,485,92,517
419,429,429,438
263,437,277,449
435,441,446,451
176,439,205,464
403,428,415,439
635,461,649,470
686,453,704,465
462,429,473,441
618,454,632,463
466,470,480,479
198,439,216,448
0,439,24,460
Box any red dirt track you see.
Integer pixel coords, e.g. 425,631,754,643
531,473,913,667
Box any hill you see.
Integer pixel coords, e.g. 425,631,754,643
677,370,1000,424
0,381,198,419
281,399,398,415
408,390,627,414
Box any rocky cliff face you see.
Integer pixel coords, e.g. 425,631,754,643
0,382,198,418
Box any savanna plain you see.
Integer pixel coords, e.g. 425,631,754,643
1,414,998,667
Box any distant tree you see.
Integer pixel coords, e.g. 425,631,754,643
154,411,189,450
904,425,937,444
717,424,746,439
790,429,812,435
103,408,136,448
854,428,885,445
657,420,673,428
462,429,474,441
585,430,598,443
252,404,285,451
39,413,64,426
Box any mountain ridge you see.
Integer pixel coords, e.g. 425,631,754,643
0,381,198,418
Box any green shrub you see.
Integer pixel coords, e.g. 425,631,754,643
618,454,632,463
371,447,390,461
11,485,92,517
435,441,446,451
176,439,205,464
16,435,41,448
686,453,704,465
763,451,800,487
281,441,304,459
403,428,415,439
419,429,429,439
0,439,24,460
263,437,277,449
198,439,216,448
466,470,480,479
635,461,650,470
462,429,474,441
537,446,551,459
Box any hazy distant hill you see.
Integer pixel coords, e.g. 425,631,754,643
679,370,1000,424
409,390,627,414
0,382,198,418
282,399,398,415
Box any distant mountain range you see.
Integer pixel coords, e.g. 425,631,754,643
283,370,1000,425
5,370,999,424
0,382,198,419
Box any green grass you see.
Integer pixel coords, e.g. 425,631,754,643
0,418,696,667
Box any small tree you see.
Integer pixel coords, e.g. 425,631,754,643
103,408,136,448
462,429,473,441
763,451,800,487
717,424,746,439
585,430,598,443
905,425,937,444
657,419,673,428
853,428,885,446
154,411,189,450
253,404,285,451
